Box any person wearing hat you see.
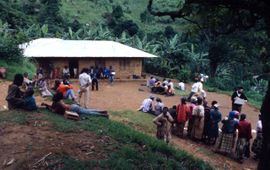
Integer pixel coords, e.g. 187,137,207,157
137,96,155,115
205,101,222,145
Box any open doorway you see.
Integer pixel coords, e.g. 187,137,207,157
69,59,79,78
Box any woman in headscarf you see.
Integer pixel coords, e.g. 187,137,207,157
191,97,205,140
214,111,238,155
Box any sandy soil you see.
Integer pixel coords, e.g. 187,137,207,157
0,79,260,169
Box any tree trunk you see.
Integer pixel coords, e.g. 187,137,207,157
258,80,270,170
258,9,270,169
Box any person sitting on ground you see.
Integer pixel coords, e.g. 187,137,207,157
235,113,252,163
214,111,238,155
252,114,263,160
154,97,164,116
23,88,38,111
178,80,185,91
78,68,91,108
23,72,34,89
147,76,155,88
153,107,174,144
151,80,165,94
163,78,168,86
52,80,61,92
206,101,222,145
6,74,26,110
42,92,108,118
176,97,190,137
38,77,53,97
57,79,76,101
166,85,175,96
168,80,174,90
137,96,155,115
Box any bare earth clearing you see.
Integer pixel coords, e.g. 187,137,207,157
0,80,259,169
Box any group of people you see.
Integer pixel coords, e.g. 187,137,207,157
139,85,262,163
147,77,175,96
5,70,110,119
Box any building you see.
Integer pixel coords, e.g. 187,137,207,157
20,38,157,79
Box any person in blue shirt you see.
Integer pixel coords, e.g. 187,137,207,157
23,88,38,111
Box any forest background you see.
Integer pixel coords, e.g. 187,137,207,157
0,0,269,108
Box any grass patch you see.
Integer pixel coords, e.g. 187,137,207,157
111,110,156,134
0,109,214,169
0,110,30,124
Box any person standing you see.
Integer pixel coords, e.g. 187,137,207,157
108,66,115,84
78,68,92,108
231,87,248,112
207,101,222,145
191,97,205,140
91,72,99,91
235,114,252,163
63,65,70,79
187,78,200,101
252,114,263,160
153,107,174,144
214,111,238,155
176,97,190,137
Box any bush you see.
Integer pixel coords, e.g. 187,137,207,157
177,68,191,82
0,58,36,80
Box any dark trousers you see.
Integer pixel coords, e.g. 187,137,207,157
92,78,98,91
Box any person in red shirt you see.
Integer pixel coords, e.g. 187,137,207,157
57,79,76,101
176,97,191,137
235,113,252,163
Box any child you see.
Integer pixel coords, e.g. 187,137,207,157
153,107,174,144
23,88,37,111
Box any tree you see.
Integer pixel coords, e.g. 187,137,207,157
148,0,270,169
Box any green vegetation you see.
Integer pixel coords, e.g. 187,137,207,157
0,110,214,170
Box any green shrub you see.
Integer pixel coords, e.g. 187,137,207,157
0,58,36,80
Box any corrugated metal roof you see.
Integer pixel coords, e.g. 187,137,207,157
20,38,158,58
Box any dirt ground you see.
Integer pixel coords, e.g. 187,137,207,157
0,79,260,169
0,113,110,170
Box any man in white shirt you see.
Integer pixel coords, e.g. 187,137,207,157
187,79,200,101
137,96,155,114
178,81,185,91
78,68,92,108
63,65,70,79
